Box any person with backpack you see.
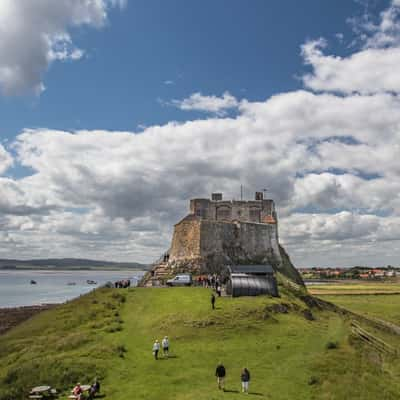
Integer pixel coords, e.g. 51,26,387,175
241,367,250,393
215,362,226,390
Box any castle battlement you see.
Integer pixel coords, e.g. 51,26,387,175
189,192,277,224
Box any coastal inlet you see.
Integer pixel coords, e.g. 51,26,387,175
0,269,145,308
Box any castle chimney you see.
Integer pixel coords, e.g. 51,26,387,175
255,191,263,201
212,193,223,201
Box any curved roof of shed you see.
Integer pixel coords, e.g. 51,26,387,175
228,264,274,274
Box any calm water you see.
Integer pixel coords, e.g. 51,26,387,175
0,270,145,308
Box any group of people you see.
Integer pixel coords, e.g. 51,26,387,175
152,336,169,360
150,338,250,393
114,279,131,288
196,274,222,290
216,363,251,394
72,379,100,400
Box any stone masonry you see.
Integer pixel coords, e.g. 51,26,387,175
142,192,303,286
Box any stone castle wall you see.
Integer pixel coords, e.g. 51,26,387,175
199,220,281,264
168,218,282,274
169,216,201,262
149,193,303,286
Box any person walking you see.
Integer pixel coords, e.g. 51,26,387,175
215,362,226,390
241,367,250,393
162,336,169,358
211,293,216,310
152,339,160,360
216,285,222,297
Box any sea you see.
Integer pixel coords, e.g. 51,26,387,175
0,269,145,308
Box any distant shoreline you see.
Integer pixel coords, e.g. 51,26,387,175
0,304,56,335
0,267,147,271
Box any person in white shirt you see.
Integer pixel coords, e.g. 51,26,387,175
162,336,169,358
152,340,160,360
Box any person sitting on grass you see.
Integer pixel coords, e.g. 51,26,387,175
162,336,169,358
153,339,160,360
72,383,83,399
88,378,100,399
215,362,226,391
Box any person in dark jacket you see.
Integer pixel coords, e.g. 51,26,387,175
88,378,100,399
211,293,216,310
241,368,250,393
215,362,226,390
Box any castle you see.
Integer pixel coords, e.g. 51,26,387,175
145,192,303,286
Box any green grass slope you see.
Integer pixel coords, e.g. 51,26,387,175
322,294,400,326
0,287,399,400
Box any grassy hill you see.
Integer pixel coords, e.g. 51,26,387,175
0,286,399,399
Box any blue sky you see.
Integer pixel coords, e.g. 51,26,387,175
1,0,400,267
1,1,367,138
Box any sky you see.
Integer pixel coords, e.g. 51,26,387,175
1,0,400,267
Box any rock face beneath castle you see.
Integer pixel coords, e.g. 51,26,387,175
165,193,303,285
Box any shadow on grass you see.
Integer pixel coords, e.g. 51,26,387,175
223,389,240,394
156,355,179,360
248,392,264,396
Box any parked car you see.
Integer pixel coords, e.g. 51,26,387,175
166,274,192,287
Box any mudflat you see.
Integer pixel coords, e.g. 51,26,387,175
0,304,55,335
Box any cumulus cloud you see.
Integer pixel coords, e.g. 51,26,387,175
302,1,400,94
0,0,125,95
0,145,13,175
172,92,239,116
1,1,400,267
302,39,400,94
361,0,400,48
0,85,399,265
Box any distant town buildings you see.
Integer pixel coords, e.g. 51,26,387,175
299,266,399,280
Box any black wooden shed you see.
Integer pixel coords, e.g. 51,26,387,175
225,264,278,297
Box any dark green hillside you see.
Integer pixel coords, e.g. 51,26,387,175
0,287,399,399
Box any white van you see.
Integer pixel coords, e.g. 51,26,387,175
166,273,192,287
